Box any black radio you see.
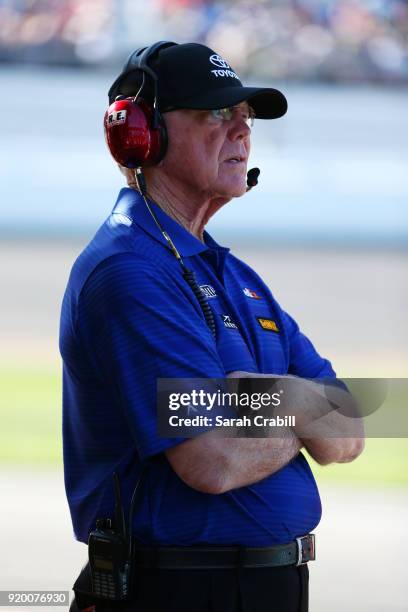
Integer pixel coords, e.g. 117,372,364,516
88,518,131,600
88,472,141,601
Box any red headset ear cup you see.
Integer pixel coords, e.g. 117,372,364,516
103,98,167,168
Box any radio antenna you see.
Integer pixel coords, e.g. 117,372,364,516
113,472,127,541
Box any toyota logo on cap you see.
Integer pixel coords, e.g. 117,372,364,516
209,54,231,69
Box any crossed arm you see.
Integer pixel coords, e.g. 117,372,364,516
165,371,365,494
85,256,364,494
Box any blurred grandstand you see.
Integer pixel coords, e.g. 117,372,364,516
0,0,407,83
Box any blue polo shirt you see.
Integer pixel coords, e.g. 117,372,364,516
60,188,337,546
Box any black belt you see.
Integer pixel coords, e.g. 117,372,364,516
133,534,315,569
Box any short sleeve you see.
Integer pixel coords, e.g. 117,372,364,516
280,309,337,379
77,253,226,460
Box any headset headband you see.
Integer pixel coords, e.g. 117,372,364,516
138,41,176,74
108,41,177,106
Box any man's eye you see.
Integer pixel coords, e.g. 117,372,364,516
211,108,232,121
209,107,254,127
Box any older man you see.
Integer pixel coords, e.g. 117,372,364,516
61,42,363,612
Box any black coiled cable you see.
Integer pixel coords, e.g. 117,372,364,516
182,267,216,339
136,168,217,341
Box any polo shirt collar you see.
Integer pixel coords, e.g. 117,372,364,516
111,188,229,258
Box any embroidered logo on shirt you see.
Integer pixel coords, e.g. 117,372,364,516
243,287,262,299
221,314,238,329
256,317,279,332
199,284,217,299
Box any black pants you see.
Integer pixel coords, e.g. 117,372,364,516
71,564,309,612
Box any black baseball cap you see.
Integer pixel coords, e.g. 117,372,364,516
108,42,287,120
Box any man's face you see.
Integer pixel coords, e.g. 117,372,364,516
160,102,252,200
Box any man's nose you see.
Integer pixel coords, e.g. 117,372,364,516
228,116,251,141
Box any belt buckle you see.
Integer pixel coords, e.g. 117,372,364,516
295,534,316,566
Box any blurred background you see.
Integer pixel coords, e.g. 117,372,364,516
0,1,407,611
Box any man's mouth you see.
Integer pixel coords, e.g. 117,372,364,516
224,156,246,164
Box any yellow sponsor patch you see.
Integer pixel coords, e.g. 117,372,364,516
256,317,279,332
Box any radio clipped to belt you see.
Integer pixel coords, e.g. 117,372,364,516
87,471,141,602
